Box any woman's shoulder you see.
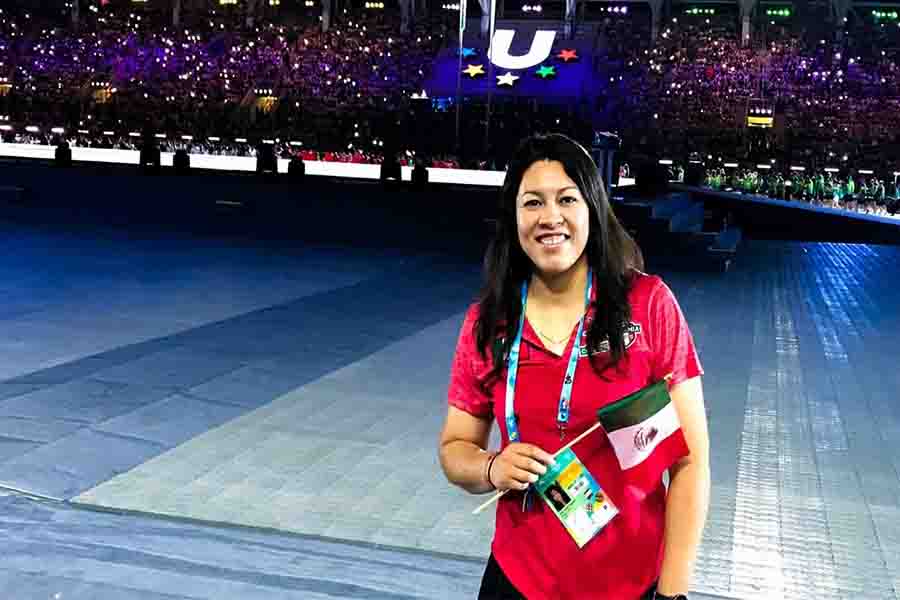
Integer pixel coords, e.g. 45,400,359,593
460,301,483,330
461,300,509,329
626,268,666,303
458,301,507,364
458,302,487,347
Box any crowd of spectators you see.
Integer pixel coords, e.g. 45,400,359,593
703,166,899,217
1,2,899,200
0,3,447,161
577,9,900,214
600,14,900,159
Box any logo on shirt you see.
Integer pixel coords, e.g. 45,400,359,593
580,322,642,357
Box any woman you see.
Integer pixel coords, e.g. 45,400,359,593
438,134,710,600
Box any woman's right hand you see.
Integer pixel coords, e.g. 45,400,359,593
489,443,556,491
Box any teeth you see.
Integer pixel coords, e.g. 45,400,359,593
539,235,567,246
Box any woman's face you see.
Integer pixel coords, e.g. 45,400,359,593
516,160,590,279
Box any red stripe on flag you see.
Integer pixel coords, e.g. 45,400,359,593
624,429,689,495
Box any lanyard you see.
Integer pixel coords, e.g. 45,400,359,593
504,267,593,442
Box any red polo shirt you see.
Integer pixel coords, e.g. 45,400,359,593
448,271,703,600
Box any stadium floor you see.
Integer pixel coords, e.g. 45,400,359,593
0,218,898,599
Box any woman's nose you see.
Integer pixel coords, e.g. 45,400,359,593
539,203,563,226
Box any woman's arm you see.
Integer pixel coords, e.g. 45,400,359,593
656,376,711,597
439,406,496,495
439,406,556,495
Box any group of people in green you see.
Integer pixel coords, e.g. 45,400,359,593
703,168,898,217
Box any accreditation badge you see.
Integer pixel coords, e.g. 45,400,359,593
535,448,618,548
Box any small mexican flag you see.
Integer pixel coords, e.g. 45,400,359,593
596,379,689,492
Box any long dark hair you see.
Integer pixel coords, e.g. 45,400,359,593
475,133,644,387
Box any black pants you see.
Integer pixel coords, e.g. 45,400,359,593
478,554,658,600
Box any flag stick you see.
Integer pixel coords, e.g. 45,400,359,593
472,373,673,515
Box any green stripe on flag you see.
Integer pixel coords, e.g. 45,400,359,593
596,379,671,432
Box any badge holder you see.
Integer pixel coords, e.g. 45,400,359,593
533,448,618,548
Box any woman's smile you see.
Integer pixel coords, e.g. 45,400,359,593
536,233,570,247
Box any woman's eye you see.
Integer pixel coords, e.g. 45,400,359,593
561,196,578,204
524,199,541,207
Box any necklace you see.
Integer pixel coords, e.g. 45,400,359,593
530,321,572,345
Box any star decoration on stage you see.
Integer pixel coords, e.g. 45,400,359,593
459,47,477,58
463,64,485,78
496,72,520,86
535,64,556,79
557,49,579,62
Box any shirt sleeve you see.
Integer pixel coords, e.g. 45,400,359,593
447,306,494,419
647,278,704,387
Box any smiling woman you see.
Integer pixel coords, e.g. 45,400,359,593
479,132,644,373
438,133,709,600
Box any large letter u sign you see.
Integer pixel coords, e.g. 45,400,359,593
488,29,557,71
